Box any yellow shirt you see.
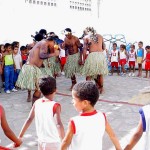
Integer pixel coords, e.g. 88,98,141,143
4,54,14,66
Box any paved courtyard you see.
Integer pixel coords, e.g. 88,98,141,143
0,73,150,150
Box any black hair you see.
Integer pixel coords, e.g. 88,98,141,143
4,43,11,49
65,28,72,33
39,75,56,96
39,29,47,36
12,46,18,50
120,44,126,50
145,45,150,49
34,33,44,41
47,36,55,41
72,81,99,106
20,46,27,51
0,44,4,53
130,44,135,49
138,41,143,45
113,43,117,47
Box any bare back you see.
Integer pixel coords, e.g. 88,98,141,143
85,34,103,53
28,40,48,68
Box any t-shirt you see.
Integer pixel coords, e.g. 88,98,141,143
34,98,61,143
68,110,106,150
13,54,22,69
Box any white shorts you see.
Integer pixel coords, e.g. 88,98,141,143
38,142,60,150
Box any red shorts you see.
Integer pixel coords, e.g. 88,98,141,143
145,62,150,71
60,57,67,66
129,61,135,67
111,62,118,67
119,59,126,66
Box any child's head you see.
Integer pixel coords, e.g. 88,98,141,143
0,44,5,53
39,75,56,96
13,46,19,54
138,41,143,48
20,46,27,55
120,44,126,51
130,44,135,51
12,41,19,48
113,43,117,50
72,81,99,112
4,43,12,52
145,45,150,52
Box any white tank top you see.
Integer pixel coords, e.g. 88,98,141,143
34,98,61,143
128,51,136,61
111,50,118,62
68,111,106,150
120,50,126,59
141,105,150,150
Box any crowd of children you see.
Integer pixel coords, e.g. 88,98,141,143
108,41,150,78
0,42,30,93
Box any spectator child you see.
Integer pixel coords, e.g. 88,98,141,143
13,46,22,85
142,45,150,78
20,46,28,65
128,44,137,77
136,41,144,77
2,43,17,93
61,81,122,150
110,43,120,75
119,44,128,76
19,75,65,150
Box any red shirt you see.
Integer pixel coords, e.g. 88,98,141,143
21,54,28,60
146,52,150,62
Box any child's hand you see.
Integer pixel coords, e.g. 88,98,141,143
13,138,22,147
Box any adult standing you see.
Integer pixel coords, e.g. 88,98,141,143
82,27,108,93
62,28,83,90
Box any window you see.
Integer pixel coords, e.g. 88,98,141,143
37,1,39,4
41,1,43,5
29,0,32,3
51,3,53,6
44,2,47,5
48,2,50,6
33,0,36,4
54,3,56,6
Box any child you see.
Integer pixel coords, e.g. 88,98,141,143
136,41,144,77
19,75,65,150
59,48,66,75
119,44,128,76
13,46,22,85
110,43,120,75
2,43,17,93
128,44,137,77
61,81,122,150
0,104,22,148
124,104,150,150
20,46,28,65
0,47,3,92
142,45,150,78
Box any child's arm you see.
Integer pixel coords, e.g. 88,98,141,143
54,104,65,140
60,121,74,150
19,105,35,138
124,118,143,150
1,106,22,147
105,119,122,150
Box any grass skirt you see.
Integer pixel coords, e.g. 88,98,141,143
64,53,82,78
16,64,42,90
82,52,108,79
40,59,53,77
